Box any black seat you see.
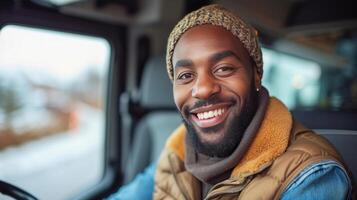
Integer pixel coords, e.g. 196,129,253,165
292,110,357,130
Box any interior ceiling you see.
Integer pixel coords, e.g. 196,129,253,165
217,0,357,67
38,0,357,34
32,0,357,66
283,0,357,56
45,0,81,6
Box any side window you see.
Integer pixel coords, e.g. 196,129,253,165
262,48,321,109
0,25,110,199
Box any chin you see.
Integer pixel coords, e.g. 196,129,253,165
183,111,242,157
196,128,226,145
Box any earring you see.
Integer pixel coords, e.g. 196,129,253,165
256,88,260,92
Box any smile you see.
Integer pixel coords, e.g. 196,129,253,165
196,108,225,120
190,103,232,128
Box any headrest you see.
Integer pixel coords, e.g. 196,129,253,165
139,55,176,108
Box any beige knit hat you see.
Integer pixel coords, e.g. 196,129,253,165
166,4,263,81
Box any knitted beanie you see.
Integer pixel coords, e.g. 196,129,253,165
166,4,263,81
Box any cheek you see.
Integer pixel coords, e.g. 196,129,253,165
230,81,250,95
173,84,191,111
223,75,252,100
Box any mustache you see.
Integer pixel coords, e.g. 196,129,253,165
183,95,236,115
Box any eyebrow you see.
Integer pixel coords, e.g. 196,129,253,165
210,50,242,64
174,59,193,68
173,50,241,69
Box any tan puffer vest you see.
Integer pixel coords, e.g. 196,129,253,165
154,98,350,200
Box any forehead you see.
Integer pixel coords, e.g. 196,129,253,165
172,25,250,63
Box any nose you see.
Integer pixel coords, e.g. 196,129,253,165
192,73,220,99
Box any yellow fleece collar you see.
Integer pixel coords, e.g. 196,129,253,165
165,97,292,177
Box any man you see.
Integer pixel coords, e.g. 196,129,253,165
154,4,354,200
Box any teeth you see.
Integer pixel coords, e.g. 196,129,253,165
197,108,225,120
208,111,213,118
204,112,208,119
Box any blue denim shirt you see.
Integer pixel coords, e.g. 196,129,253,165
107,160,351,200
281,160,352,200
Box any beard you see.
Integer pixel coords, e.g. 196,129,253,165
181,85,258,158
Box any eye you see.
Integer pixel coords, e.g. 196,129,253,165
214,65,236,77
176,72,194,84
178,72,193,80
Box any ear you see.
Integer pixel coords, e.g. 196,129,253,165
253,65,261,90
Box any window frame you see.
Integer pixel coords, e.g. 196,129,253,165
0,3,126,200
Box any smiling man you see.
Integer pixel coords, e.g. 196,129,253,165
154,4,353,200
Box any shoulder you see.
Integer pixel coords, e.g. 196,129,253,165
260,122,348,197
288,122,341,158
281,160,352,200
277,121,343,172
268,122,343,174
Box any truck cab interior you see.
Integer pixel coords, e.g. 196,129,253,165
0,0,356,199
